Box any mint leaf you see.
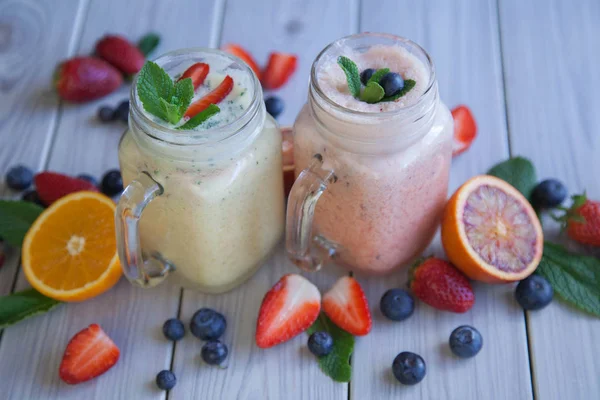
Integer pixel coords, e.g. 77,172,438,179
160,98,183,124
137,61,173,121
0,289,62,329
306,313,354,382
367,68,390,84
359,81,385,104
178,104,220,130
137,33,160,57
0,201,44,247
381,79,416,102
487,157,537,199
337,56,361,98
173,78,194,116
537,242,600,318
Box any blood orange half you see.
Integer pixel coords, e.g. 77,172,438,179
441,175,543,283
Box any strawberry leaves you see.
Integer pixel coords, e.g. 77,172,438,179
137,33,160,57
306,313,354,382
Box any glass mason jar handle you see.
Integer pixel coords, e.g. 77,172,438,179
285,154,338,272
115,171,174,288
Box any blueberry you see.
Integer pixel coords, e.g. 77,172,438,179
449,325,483,358
307,331,333,357
21,190,45,207
162,318,185,341
392,352,426,385
115,100,129,123
5,165,33,191
155,370,176,390
101,170,123,196
515,275,553,310
380,288,415,321
190,308,226,341
264,96,284,119
531,179,567,209
97,106,115,122
360,68,376,85
76,174,98,187
201,340,228,365
379,72,405,97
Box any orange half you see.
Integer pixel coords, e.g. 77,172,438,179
441,175,543,283
22,191,122,302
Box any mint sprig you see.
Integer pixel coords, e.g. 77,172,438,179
367,68,390,84
359,81,385,104
0,201,44,247
0,289,62,329
306,313,354,382
487,157,537,199
178,104,220,130
381,79,416,102
337,56,361,98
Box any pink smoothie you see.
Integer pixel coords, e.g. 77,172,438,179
293,41,453,274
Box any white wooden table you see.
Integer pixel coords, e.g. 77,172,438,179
1,0,599,399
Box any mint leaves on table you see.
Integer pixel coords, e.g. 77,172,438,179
306,313,354,382
137,33,160,57
0,289,62,329
177,104,220,130
381,79,416,102
487,157,537,199
337,56,361,98
0,201,44,247
537,242,600,318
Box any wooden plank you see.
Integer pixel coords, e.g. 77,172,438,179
351,1,534,399
498,1,600,399
0,0,218,398
171,1,356,398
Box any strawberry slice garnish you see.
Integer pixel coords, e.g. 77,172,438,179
255,274,321,348
35,172,99,206
184,75,233,119
322,276,372,336
223,44,262,81
59,324,120,385
451,105,477,156
177,62,209,90
261,52,298,90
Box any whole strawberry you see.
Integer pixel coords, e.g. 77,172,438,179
409,257,475,313
35,172,99,206
54,57,122,103
95,35,145,75
561,194,600,247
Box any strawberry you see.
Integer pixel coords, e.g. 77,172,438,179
223,44,262,81
184,75,233,118
59,324,120,384
255,274,321,348
95,35,145,74
35,172,99,206
177,62,209,90
322,276,372,336
451,105,477,156
559,194,600,247
54,57,122,103
261,52,298,90
409,257,474,313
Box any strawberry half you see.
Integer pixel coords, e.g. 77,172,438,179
95,35,145,74
35,172,99,206
184,75,233,119
261,52,298,90
451,105,477,156
59,324,120,385
255,274,321,348
223,44,262,81
322,276,372,336
54,57,123,103
177,62,209,90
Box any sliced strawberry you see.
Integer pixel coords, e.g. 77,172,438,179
184,75,233,119
35,172,99,206
261,52,298,90
223,44,262,81
255,274,321,348
177,62,209,90
322,276,372,336
59,324,120,385
451,105,477,156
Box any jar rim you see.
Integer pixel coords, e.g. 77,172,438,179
129,47,262,147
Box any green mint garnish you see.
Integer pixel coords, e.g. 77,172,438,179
359,81,385,103
137,33,160,57
306,313,354,382
177,104,220,130
137,61,194,125
337,56,361,98
0,200,44,247
380,79,416,102
487,156,537,200
0,289,62,329
367,68,390,84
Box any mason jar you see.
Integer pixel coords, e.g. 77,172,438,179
116,48,284,293
286,33,453,275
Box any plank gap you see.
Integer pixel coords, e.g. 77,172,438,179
494,0,513,158
166,287,184,400
209,0,227,48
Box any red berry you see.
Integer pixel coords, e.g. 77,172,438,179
95,35,145,74
223,44,262,81
54,57,122,103
184,75,233,119
261,52,297,90
177,62,209,90
565,194,600,247
451,105,477,156
35,172,99,206
322,276,372,336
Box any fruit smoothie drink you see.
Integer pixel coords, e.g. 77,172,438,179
287,33,453,275
117,49,284,293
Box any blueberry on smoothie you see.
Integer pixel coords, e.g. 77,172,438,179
449,325,483,358
379,72,405,97
515,275,553,310
307,331,333,357
360,68,376,85
190,308,226,341
380,288,414,321
201,340,228,365
392,351,426,385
